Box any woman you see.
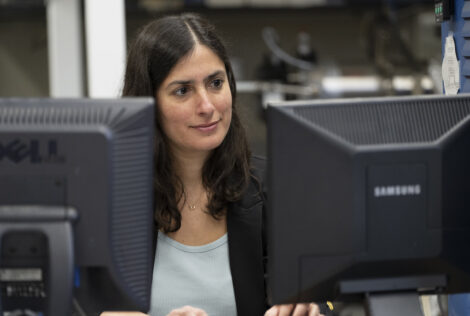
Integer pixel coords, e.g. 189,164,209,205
107,13,324,316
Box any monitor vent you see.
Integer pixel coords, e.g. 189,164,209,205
293,98,470,145
111,126,153,305
0,106,118,125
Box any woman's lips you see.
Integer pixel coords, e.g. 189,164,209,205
192,120,219,132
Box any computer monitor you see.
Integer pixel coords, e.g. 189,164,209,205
0,98,154,315
267,94,470,306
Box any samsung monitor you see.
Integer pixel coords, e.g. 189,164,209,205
267,94,470,308
0,98,154,315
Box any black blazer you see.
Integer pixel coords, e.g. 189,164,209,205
153,155,268,316
227,155,267,316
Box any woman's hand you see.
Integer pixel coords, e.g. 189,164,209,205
264,303,325,316
166,305,208,316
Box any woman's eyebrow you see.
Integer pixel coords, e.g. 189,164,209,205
165,70,226,89
206,70,226,81
166,80,193,89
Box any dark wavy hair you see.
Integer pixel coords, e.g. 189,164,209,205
123,13,251,233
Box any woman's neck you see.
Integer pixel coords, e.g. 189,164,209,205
171,148,209,187
168,150,228,246
174,158,204,189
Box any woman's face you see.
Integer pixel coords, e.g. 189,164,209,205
156,44,232,157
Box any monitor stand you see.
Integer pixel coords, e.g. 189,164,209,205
339,275,446,316
366,292,423,316
0,205,77,316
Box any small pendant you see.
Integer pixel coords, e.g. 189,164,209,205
188,205,196,210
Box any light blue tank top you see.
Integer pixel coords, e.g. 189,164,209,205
149,232,237,316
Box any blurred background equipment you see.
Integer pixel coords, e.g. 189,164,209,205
248,4,439,110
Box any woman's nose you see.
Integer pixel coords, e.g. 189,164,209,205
196,90,215,115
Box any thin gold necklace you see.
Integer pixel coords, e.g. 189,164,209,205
186,188,205,211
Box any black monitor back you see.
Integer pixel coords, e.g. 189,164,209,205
267,94,470,304
0,98,154,314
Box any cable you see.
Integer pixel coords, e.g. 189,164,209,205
261,27,315,71
382,2,427,73
72,298,88,316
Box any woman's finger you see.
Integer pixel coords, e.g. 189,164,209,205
308,303,321,316
292,303,309,316
264,305,279,316
166,305,208,316
278,304,295,316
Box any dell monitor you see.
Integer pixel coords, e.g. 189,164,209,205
267,94,470,310
0,98,154,315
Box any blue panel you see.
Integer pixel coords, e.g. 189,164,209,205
461,76,470,90
463,2,470,17
462,22,470,37
449,294,470,316
462,41,470,56
442,1,470,312
461,59,470,75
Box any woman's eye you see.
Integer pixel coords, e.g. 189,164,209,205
211,79,224,89
174,86,189,96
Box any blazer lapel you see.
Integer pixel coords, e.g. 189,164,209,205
227,194,266,316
